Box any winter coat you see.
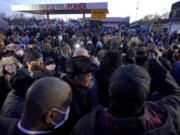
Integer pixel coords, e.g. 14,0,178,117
72,60,180,135
0,117,66,135
72,104,176,135
0,91,24,119
0,68,53,119
61,76,96,135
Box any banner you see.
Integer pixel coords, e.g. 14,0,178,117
65,3,87,10
91,10,106,20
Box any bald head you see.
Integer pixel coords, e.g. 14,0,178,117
73,48,90,57
25,77,72,114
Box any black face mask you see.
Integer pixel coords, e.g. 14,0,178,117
44,48,51,53
127,58,136,64
136,56,147,66
137,50,146,56
31,64,43,72
5,50,14,54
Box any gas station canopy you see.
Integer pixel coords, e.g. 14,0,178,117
11,2,108,14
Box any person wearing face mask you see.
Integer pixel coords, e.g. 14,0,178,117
0,56,23,78
44,57,56,72
15,48,24,64
42,41,59,66
58,43,72,73
42,41,52,54
0,39,6,58
0,77,72,135
61,55,98,135
135,46,147,66
44,57,61,78
3,64,17,75
0,56,23,110
72,49,99,106
72,63,180,135
0,48,53,119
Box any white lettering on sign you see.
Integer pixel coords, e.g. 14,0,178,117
39,4,55,10
65,3,87,10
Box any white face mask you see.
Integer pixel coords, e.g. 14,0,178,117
4,65,17,74
51,106,70,129
45,64,56,71
58,35,63,41
16,49,24,57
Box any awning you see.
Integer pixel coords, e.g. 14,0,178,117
11,2,108,15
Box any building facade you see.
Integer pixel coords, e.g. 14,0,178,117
170,1,180,19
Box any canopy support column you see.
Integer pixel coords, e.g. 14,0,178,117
83,12,86,24
47,13,50,20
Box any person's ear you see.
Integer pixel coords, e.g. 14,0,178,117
27,61,32,67
45,110,56,124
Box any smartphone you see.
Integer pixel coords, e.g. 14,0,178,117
147,52,156,60
58,35,63,42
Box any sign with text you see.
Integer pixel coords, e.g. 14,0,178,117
91,10,106,20
39,4,54,10
65,3,87,10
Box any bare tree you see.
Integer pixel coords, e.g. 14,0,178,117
0,13,6,19
132,12,169,24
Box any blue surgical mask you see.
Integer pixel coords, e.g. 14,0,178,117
44,48,51,53
51,106,70,129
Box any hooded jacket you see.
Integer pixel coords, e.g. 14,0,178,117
72,104,175,135
72,60,180,135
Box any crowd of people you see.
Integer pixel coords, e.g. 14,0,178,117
0,21,180,135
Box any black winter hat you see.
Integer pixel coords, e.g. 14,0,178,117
109,64,150,116
9,68,53,97
44,57,55,65
24,48,42,62
65,56,99,75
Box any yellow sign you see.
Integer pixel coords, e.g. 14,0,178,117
91,10,106,20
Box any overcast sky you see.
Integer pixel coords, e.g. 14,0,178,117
0,0,179,22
